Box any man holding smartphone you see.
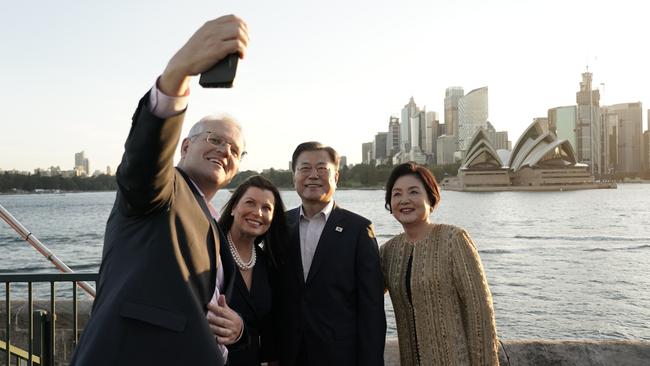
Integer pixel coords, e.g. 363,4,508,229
71,15,249,366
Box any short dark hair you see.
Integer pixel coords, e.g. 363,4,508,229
291,141,340,172
218,175,288,267
384,162,441,213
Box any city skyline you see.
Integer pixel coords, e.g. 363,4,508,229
360,69,648,176
2,0,649,173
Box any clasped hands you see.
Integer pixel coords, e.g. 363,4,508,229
207,294,243,345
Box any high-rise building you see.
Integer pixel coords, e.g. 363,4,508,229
373,132,388,163
339,156,348,168
361,142,373,164
424,111,440,157
418,110,428,152
494,131,510,151
410,111,424,152
601,111,619,174
575,71,602,175
75,151,85,170
387,116,400,157
602,102,643,174
400,97,419,153
74,151,89,176
444,87,464,139
646,109,650,171
548,106,577,151
643,130,650,172
436,135,457,165
458,87,488,152
408,110,428,164
408,111,422,152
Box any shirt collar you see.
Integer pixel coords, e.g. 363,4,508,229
187,176,220,220
299,200,334,221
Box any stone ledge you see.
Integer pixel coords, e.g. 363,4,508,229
384,337,650,366
2,302,649,365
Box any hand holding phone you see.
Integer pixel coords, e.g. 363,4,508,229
199,54,239,88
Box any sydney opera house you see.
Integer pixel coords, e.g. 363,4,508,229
441,119,617,191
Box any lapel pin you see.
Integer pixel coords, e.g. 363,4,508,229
335,226,343,232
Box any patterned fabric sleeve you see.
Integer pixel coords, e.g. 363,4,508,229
379,239,389,293
450,228,500,366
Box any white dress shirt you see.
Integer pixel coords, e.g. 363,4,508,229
299,200,335,280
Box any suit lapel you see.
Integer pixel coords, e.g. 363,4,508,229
219,235,238,301
305,204,343,285
176,167,218,300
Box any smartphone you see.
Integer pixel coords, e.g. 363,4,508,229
199,54,239,88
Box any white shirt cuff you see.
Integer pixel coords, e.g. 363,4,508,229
148,77,189,119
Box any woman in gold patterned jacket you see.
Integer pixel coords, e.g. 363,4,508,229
380,162,499,366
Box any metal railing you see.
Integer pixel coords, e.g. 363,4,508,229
1,273,98,366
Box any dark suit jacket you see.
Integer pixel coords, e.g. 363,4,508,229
70,93,227,365
275,204,386,366
222,242,275,366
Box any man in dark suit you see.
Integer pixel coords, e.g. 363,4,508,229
275,141,387,366
71,15,249,365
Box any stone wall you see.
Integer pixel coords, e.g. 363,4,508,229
384,338,650,366
2,301,650,365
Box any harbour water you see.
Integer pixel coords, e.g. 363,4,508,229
1,184,649,340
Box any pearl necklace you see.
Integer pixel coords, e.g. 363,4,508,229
227,232,256,271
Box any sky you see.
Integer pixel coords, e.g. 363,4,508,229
1,0,649,173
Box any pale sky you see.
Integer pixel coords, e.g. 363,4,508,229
1,0,648,173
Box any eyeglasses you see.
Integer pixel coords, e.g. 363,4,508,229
296,165,331,177
191,131,246,160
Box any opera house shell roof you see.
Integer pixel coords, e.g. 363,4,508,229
507,120,584,172
460,128,505,171
443,119,613,191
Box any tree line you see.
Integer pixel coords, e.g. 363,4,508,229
0,163,461,193
213,162,461,190
0,173,118,193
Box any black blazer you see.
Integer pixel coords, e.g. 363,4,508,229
221,242,275,366
71,93,228,366
274,204,386,366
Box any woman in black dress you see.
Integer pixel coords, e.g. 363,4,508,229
217,175,287,365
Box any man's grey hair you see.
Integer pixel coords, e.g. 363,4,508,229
187,114,243,140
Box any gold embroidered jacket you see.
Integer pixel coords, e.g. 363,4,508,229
380,224,499,366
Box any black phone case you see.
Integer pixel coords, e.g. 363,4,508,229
199,54,239,88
